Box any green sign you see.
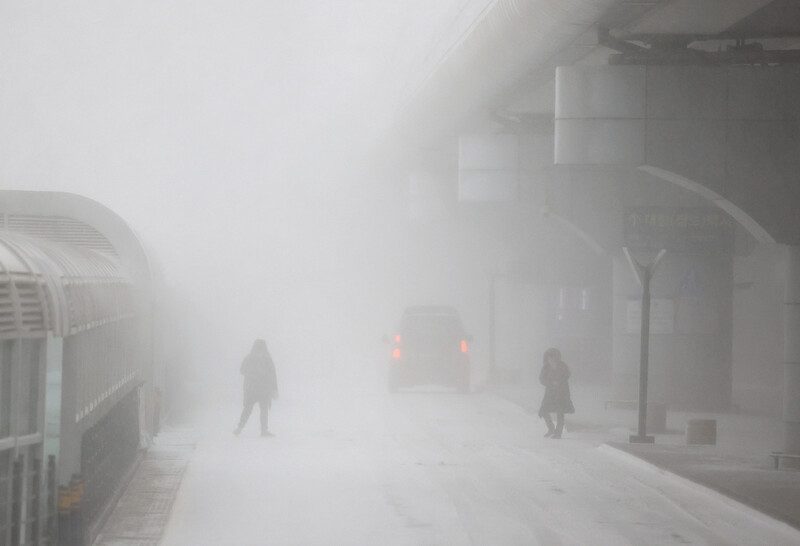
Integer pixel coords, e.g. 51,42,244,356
624,207,735,254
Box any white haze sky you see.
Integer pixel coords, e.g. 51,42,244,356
0,1,470,386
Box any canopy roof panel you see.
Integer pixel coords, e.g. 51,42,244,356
0,232,135,339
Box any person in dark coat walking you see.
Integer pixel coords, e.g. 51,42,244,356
234,339,279,437
538,347,574,439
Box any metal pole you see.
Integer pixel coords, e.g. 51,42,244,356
628,248,664,444
631,266,655,443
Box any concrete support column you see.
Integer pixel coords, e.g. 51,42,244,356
784,245,800,453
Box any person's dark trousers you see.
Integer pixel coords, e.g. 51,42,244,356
543,413,565,438
238,394,270,434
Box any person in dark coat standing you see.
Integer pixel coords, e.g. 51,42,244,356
234,339,279,437
538,347,574,439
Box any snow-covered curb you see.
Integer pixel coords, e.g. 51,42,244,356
598,442,800,536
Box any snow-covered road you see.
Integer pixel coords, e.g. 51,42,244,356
161,386,800,545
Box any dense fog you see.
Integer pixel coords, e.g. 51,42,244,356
5,2,800,544
1,1,793,424
1,1,793,413
0,1,475,396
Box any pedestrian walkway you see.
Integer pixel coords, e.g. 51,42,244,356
95,382,800,542
492,381,800,531
92,425,196,545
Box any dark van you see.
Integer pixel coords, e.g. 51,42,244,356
387,306,471,393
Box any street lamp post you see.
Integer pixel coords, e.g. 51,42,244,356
624,247,666,444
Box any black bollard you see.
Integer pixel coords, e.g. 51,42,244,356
70,474,84,545
48,456,57,542
57,486,72,546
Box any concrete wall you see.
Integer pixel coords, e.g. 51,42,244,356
732,243,785,416
555,64,800,245
553,63,800,414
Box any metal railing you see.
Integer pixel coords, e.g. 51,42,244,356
4,453,56,546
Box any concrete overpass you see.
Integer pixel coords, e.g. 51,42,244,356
385,0,800,454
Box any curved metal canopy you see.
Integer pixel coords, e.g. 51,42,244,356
0,232,135,339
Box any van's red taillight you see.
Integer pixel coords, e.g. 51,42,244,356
392,334,402,359
461,340,468,353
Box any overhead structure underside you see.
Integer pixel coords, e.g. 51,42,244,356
395,0,800,149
